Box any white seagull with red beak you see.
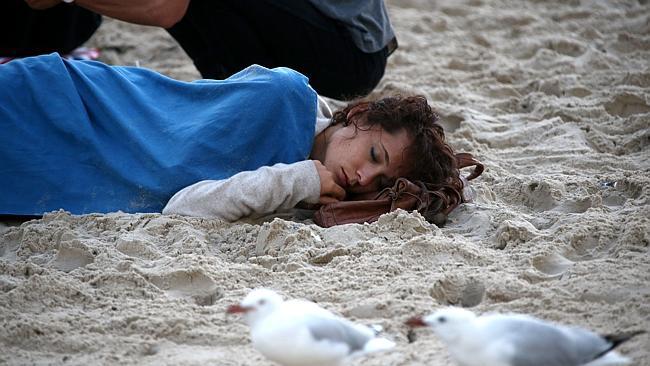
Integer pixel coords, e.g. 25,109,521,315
406,307,644,366
227,288,395,366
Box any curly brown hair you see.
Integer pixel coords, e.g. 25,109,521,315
331,95,465,222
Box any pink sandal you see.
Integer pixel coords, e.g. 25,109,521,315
1,47,100,65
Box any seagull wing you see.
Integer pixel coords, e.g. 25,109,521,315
489,317,612,366
304,313,374,354
563,326,620,364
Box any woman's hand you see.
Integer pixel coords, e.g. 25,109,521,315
313,160,346,204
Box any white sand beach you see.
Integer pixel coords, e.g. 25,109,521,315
1,0,649,365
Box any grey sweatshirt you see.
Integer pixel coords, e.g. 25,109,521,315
162,96,333,221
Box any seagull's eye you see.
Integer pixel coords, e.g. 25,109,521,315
258,299,266,306
438,316,447,324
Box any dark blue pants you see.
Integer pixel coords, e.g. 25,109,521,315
167,0,389,100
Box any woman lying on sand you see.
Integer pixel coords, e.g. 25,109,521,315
0,53,462,222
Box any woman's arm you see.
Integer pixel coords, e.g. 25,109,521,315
25,0,190,28
77,0,189,28
162,161,321,221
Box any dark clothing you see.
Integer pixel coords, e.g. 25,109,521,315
167,0,391,100
0,1,101,56
1,0,395,100
300,0,395,53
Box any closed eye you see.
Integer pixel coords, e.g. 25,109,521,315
370,146,379,163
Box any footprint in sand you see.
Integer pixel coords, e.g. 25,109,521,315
49,244,94,272
531,252,574,277
115,234,163,260
601,179,644,207
565,232,614,261
440,114,463,133
255,218,323,257
430,273,485,308
604,93,650,117
494,219,539,250
611,32,650,54
622,72,650,88
545,38,586,57
525,181,560,212
146,269,222,306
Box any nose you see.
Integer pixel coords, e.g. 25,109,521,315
356,164,383,188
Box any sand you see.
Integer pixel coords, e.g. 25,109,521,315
1,0,649,365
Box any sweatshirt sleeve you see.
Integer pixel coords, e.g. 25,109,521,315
162,160,321,221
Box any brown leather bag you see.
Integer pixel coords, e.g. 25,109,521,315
313,153,484,227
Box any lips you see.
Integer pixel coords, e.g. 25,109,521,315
340,168,349,188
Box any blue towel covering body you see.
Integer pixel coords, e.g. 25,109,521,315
0,54,317,215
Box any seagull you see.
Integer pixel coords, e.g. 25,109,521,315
406,307,644,366
227,288,395,366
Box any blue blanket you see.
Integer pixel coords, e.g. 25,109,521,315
0,54,317,215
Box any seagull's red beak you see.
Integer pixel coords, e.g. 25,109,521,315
226,304,252,314
405,316,427,327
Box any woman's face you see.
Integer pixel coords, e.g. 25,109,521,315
319,124,413,194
